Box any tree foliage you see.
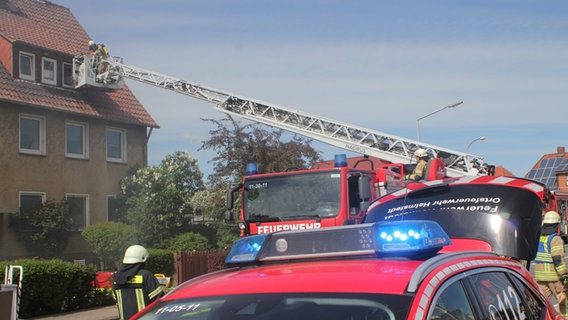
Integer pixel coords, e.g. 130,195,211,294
190,185,228,221
81,222,137,270
120,151,205,246
15,200,72,258
199,115,322,185
165,232,211,251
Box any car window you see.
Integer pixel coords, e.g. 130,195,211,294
431,280,475,320
468,272,529,320
508,275,547,320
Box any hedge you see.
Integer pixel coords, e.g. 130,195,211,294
0,259,113,318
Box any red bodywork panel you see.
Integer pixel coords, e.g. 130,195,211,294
133,252,562,320
164,259,419,298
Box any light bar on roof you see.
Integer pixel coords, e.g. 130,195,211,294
225,221,452,265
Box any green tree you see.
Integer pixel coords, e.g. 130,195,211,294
212,221,239,250
190,185,228,221
199,115,322,185
120,151,205,246
165,232,211,251
15,199,72,258
81,222,137,270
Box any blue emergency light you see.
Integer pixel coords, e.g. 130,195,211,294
334,154,347,167
225,221,452,264
246,163,259,176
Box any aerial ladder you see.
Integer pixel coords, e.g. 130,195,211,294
73,54,490,177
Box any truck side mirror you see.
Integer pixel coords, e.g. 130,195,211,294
226,183,243,222
225,210,234,222
226,187,234,211
358,175,372,213
226,183,242,211
358,175,371,201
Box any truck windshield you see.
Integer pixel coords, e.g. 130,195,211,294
244,170,342,220
136,292,410,320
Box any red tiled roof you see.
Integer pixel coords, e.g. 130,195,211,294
0,0,158,128
493,165,513,177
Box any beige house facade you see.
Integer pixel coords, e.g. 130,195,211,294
0,0,158,260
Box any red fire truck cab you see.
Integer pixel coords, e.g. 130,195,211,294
227,155,410,237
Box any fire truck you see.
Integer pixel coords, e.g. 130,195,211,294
73,54,491,236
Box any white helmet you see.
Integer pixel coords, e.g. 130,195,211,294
414,148,428,158
123,245,149,264
543,210,561,224
88,40,95,46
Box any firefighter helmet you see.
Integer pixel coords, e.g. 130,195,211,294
414,148,428,158
543,210,561,224
123,245,149,264
88,40,96,51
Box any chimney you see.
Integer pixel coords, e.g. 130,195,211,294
558,146,565,155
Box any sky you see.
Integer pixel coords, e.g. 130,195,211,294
56,0,567,178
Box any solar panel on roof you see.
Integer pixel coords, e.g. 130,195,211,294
557,159,568,172
527,157,566,189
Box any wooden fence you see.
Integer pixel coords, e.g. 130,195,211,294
174,250,229,285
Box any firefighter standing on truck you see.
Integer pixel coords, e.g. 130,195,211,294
113,245,164,319
405,148,429,181
533,210,568,316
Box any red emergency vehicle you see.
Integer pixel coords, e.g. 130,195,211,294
131,216,562,320
227,154,447,237
364,175,557,255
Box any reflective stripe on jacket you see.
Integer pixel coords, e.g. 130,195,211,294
534,233,567,282
113,270,163,320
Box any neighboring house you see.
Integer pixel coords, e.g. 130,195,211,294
0,0,159,260
525,146,568,219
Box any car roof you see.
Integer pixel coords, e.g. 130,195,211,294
161,250,528,301
165,259,420,298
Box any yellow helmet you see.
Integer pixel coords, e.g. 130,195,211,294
543,210,561,224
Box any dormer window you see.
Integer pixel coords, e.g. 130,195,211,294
63,62,73,87
19,51,35,81
41,57,57,85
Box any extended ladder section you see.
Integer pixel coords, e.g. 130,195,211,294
100,57,489,177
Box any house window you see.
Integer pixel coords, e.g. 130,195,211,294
106,127,127,163
19,114,46,155
63,62,73,87
66,121,88,159
19,52,35,81
19,192,46,230
41,57,57,85
19,192,46,214
66,194,89,231
107,195,122,221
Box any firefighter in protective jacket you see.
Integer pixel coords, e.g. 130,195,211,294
405,148,429,181
113,245,164,319
533,211,568,315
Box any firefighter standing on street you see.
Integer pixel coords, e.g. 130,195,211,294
113,245,164,319
533,210,568,316
405,148,429,181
